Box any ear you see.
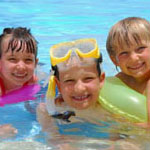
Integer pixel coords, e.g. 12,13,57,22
110,55,119,66
35,58,39,67
55,77,61,93
99,72,105,89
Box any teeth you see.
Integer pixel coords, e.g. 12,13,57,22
74,95,88,100
129,63,144,70
13,73,27,77
16,74,25,77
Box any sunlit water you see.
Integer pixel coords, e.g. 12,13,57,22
0,0,150,149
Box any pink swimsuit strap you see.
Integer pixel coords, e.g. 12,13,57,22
0,75,36,96
0,77,6,96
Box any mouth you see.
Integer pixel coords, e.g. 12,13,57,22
12,73,28,79
128,62,145,70
72,94,90,102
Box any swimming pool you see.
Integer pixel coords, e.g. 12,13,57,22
0,0,150,149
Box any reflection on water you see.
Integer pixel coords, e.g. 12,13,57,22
0,137,149,150
1,109,150,150
0,141,50,150
35,111,150,150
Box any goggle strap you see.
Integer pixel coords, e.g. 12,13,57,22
46,96,56,115
46,75,56,99
99,53,103,63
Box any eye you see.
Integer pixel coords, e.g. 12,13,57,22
84,76,95,82
119,51,128,57
136,46,146,53
8,57,17,62
64,79,75,83
117,51,128,60
25,58,34,63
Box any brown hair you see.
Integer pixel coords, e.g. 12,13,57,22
106,17,150,56
0,27,38,59
53,56,103,80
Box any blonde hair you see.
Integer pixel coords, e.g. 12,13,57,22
106,17,150,56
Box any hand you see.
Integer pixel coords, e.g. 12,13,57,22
0,124,18,139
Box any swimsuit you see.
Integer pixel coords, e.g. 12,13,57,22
0,75,35,96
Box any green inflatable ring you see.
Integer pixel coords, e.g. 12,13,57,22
99,76,147,123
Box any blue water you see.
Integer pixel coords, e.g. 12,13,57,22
1,0,150,76
0,0,150,149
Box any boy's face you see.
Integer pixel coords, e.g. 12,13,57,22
56,61,105,110
0,37,38,88
111,42,150,81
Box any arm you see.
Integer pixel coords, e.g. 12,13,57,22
36,102,55,132
36,103,77,150
146,79,150,124
135,79,150,128
0,124,17,139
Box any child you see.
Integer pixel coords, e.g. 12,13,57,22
36,38,116,146
0,27,38,138
106,17,150,127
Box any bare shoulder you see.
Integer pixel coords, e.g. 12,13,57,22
28,74,38,84
36,103,48,117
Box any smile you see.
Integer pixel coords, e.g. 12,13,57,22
12,73,27,79
128,62,145,70
72,94,90,101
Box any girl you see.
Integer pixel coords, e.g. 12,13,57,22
0,27,38,138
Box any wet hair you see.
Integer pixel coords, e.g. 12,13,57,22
106,17,150,56
52,54,103,80
0,27,38,59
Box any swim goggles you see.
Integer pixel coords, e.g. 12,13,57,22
47,38,101,99
50,38,100,67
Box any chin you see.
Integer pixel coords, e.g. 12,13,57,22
13,81,26,86
75,104,90,110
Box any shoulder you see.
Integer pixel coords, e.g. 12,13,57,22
27,75,38,85
36,103,47,115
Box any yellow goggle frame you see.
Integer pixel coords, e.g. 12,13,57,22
50,38,100,66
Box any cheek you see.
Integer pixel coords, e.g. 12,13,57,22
89,81,100,94
1,64,11,72
60,84,71,97
117,59,127,69
117,56,128,65
143,52,150,60
27,64,36,72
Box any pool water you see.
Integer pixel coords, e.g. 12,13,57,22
0,0,150,149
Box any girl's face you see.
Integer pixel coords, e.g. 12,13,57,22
111,42,150,81
0,38,38,89
56,62,105,110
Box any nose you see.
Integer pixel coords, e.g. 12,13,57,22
129,52,139,61
16,61,26,71
74,80,86,93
